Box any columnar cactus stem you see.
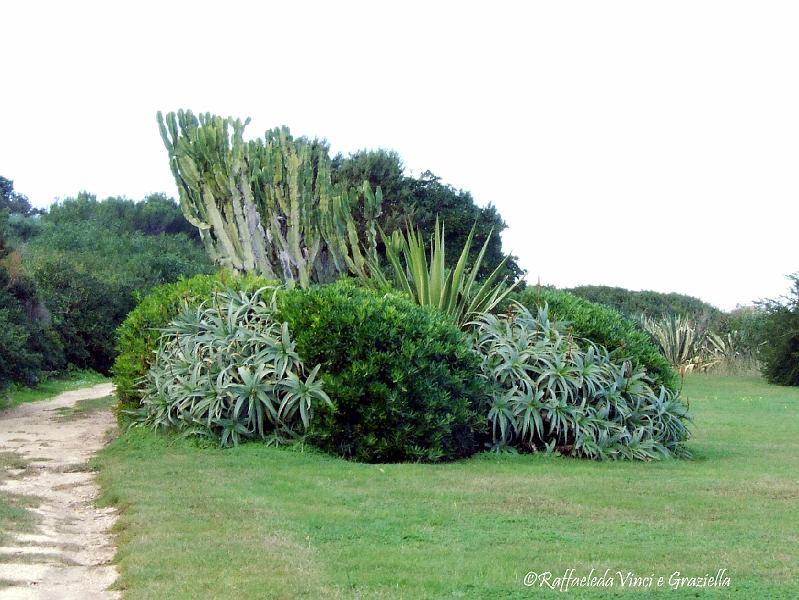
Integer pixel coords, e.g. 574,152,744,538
157,110,381,288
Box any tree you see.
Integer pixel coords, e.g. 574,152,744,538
757,273,799,386
332,150,523,282
0,176,36,215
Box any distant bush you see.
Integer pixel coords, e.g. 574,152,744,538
1,212,65,389
567,285,726,331
25,220,211,290
276,281,485,462
24,220,214,375
758,274,799,386
44,192,198,238
136,288,330,446
31,258,128,374
510,287,678,392
473,304,691,460
113,272,274,408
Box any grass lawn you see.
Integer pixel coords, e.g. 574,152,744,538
0,369,108,412
96,375,799,599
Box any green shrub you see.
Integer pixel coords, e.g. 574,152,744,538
473,304,691,460
566,284,726,331
31,258,129,374
0,265,65,389
24,218,213,374
758,274,799,386
510,287,678,392
276,281,485,462
113,271,274,408
136,288,330,446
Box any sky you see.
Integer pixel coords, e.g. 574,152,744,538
2,1,797,311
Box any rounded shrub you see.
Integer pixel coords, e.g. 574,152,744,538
112,271,274,409
509,287,678,392
276,281,485,463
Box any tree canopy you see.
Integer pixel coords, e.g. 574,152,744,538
332,149,523,282
0,176,36,216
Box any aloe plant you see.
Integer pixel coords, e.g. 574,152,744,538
135,287,330,446
472,303,691,460
358,219,517,328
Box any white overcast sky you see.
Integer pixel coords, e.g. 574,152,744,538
2,1,797,310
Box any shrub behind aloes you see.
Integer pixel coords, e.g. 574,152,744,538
276,281,485,462
112,271,274,408
510,287,678,392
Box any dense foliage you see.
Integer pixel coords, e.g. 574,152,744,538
276,281,485,462
567,285,726,331
1,178,213,391
28,258,125,373
24,216,213,374
113,272,274,408
1,204,65,393
44,191,198,237
333,150,523,282
510,287,678,392
137,288,330,446
473,304,691,460
757,274,799,386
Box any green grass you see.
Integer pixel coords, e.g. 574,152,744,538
0,370,108,411
54,394,116,421
0,452,36,546
96,375,799,599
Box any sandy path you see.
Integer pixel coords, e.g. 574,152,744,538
0,383,119,600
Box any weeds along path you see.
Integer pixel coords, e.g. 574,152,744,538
0,383,119,599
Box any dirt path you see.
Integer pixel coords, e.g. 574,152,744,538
0,383,119,599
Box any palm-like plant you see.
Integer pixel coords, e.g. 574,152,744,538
358,219,518,328
641,315,734,376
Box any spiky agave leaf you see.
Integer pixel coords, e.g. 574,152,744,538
359,218,518,329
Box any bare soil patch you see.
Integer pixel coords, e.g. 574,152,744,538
0,383,119,599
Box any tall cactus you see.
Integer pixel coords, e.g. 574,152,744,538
157,110,382,288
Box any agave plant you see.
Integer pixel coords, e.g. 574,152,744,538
472,303,692,460
641,315,718,376
135,287,331,446
358,219,517,328
704,330,761,375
